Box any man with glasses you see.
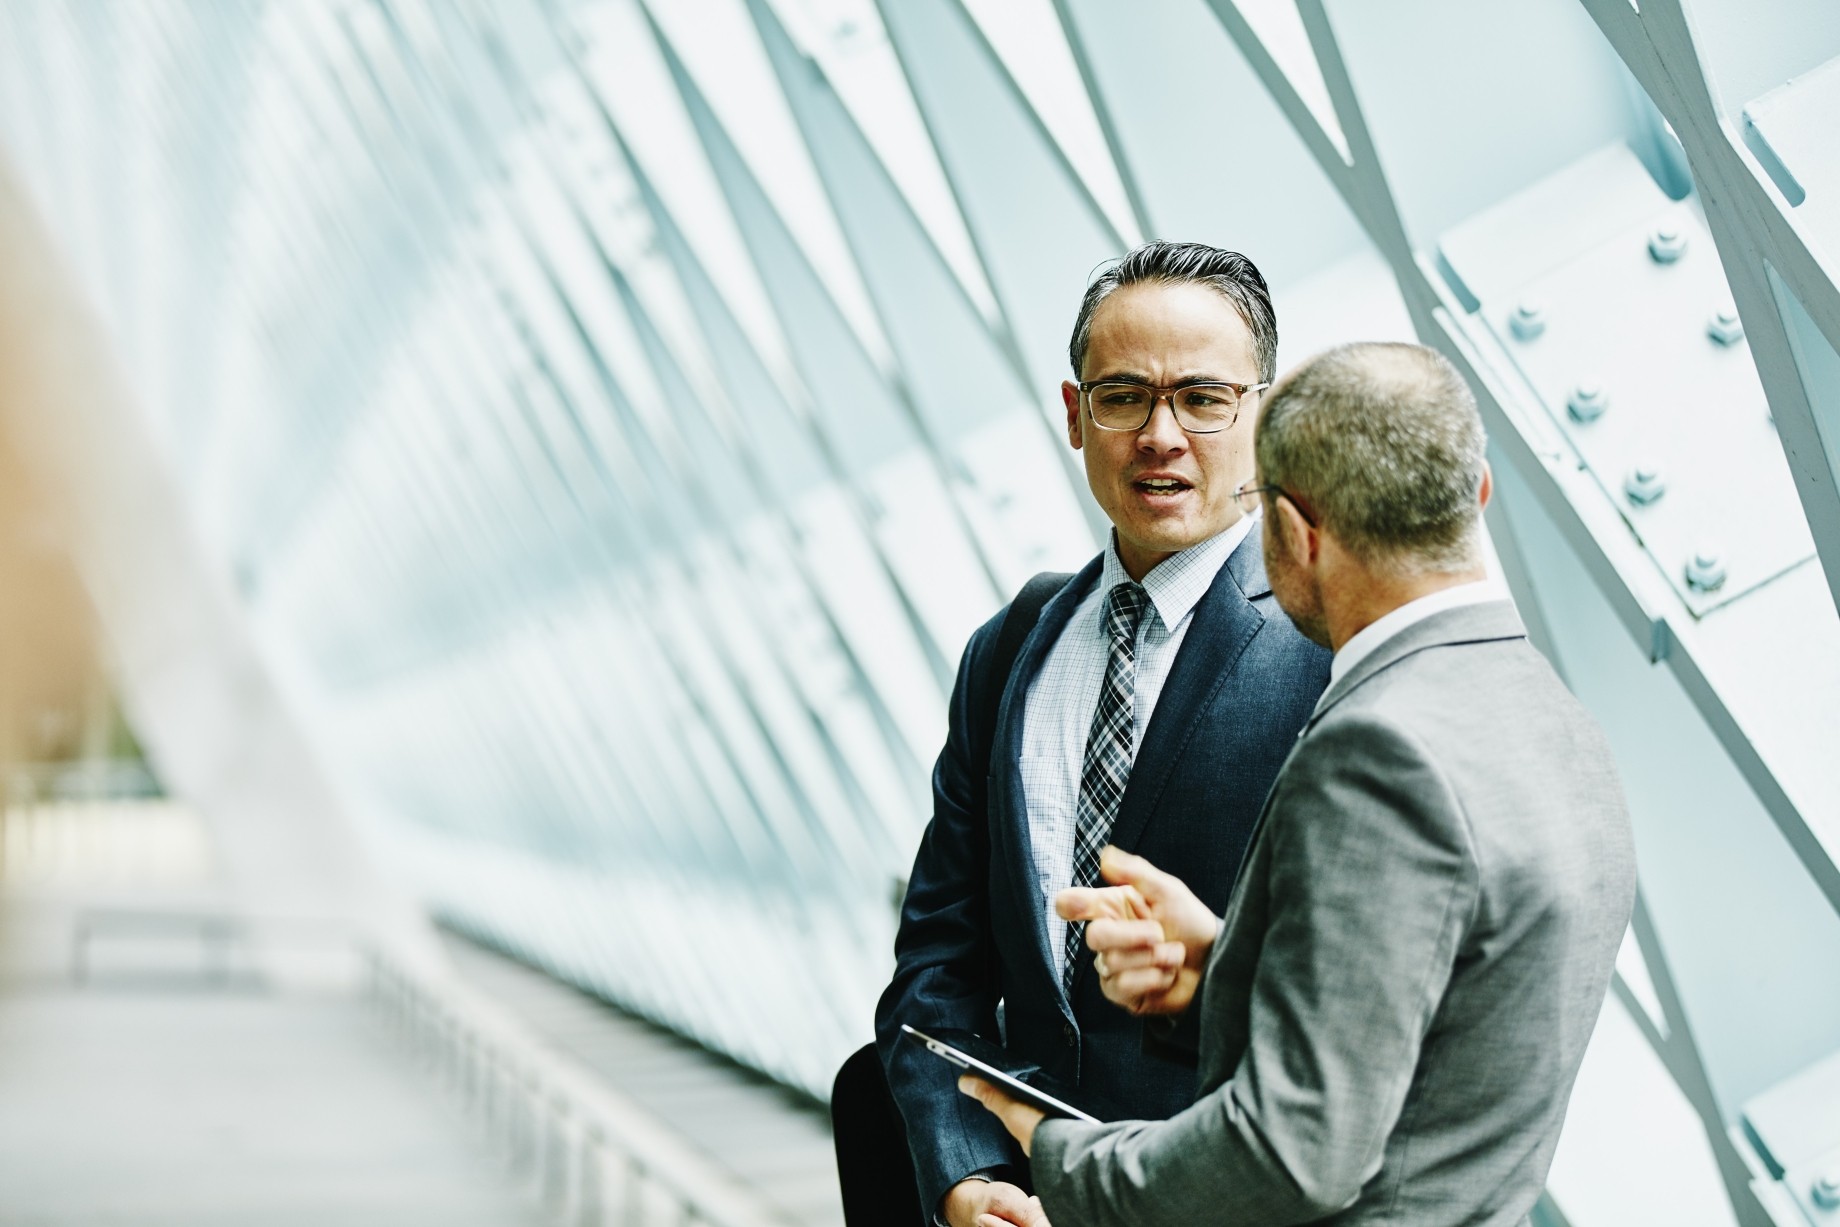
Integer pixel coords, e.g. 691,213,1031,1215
868,242,1331,1226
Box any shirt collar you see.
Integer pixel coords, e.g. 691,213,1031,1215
1328,579,1509,688
1097,510,1259,634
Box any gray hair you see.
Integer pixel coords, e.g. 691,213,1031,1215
1255,342,1487,573
1068,241,1278,382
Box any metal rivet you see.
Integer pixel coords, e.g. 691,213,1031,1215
1625,464,1666,506
1685,547,1727,593
1811,1168,1840,1209
1567,382,1609,423
1708,304,1745,345
1648,222,1688,264
1509,300,1546,341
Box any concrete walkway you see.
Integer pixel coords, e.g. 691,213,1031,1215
0,826,846,1227
443,933,846,1227
0,880,550,1227
0,985,551,1227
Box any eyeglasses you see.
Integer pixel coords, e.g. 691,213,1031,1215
1233,479,1316,526
1078,379,1269,434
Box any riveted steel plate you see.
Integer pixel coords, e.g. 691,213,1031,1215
1454,191,1816,617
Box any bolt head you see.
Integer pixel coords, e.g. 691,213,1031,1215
1812,1169,1840,1209
1625,464,1666,506
1708,305,1745,345
1567,383,1609,423
1648,223,1688,264
1685,546,1727,592
1509,299,1547,341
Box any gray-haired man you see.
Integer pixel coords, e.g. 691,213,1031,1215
962,342,1637,1226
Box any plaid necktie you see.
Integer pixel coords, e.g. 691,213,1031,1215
1065,582,1151,995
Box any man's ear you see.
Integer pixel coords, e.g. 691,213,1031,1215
1275,496,1318,566
1477,460,1493,511
1062,380,1083,450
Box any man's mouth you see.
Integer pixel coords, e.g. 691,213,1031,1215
1135,477,1191,495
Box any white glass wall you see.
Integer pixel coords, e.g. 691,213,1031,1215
2,3,1836,1221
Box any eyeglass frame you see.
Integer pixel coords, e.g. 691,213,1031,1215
1233,479,1317,527
1076,378,1271,434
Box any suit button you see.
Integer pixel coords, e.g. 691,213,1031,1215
1063,1023,1076,1047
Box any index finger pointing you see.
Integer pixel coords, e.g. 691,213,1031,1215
1055,884,1147,922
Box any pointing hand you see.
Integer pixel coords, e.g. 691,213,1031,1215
1056,847,1220,1016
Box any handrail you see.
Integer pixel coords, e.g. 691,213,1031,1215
4,760,162,803
363,943,795,1227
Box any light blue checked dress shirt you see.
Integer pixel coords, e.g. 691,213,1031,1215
1019,512,1259,974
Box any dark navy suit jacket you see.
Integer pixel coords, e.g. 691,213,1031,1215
875,530,1331,1213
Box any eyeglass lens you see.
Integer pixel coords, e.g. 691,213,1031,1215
1087,382,1239,431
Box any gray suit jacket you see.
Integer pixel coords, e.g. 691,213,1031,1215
1032,601,1636,1226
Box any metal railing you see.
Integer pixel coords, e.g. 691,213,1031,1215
364,945,794,1227
5,760,162,805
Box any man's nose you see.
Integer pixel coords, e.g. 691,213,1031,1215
1137,395,1188,450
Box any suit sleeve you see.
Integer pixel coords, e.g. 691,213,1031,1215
875,611,1022,1213
1030,715,1479,1226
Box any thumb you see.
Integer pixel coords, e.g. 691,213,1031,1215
1099,846,1171,901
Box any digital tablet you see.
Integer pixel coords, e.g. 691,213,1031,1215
900,1024,1101,1123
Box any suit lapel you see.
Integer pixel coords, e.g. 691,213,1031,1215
991,556,1101,992
1106,530,1270,855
